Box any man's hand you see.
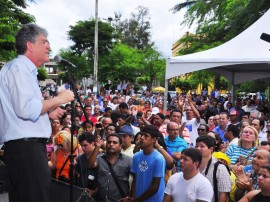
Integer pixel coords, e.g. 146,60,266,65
49,107,66,119
95,135,103,148
56,90,75,104
178,95,184,106
236,177,253,191
186,94,192,104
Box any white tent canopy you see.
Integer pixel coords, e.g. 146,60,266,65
166,9,270,85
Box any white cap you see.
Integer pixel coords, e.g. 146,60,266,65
151,107,159,115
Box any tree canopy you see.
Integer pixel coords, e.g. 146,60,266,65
172,0,270,52
113,6,154,50
0,0,35,62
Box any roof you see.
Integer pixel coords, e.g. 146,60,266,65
166,9,270,85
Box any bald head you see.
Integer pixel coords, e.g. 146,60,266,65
252,149,270,172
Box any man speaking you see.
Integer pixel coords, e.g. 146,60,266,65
0,24,74,202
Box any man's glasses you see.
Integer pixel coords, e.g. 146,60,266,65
197,128,206,131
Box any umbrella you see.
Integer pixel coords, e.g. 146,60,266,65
152,86,165,93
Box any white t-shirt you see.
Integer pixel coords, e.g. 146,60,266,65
165,172,213,202
182,117,200,146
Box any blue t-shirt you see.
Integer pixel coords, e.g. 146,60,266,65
131,150,165,202
213,126,228,142
164,136,187,171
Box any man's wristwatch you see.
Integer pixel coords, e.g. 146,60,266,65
157,146,163,151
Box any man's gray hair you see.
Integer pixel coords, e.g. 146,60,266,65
15,23,48,55
250,110,261,119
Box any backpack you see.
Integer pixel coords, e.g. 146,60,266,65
213,161,231,202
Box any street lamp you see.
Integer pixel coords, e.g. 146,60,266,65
93,0,98,93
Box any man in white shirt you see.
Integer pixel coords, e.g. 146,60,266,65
164,148,213,202
182,94,201,146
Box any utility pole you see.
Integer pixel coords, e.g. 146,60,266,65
93,0,98,93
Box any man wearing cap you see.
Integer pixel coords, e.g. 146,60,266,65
230,99,245,122
151,107,160,116
229,110,240,129
119,124,135,157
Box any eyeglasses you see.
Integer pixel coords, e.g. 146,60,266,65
197,128,206,131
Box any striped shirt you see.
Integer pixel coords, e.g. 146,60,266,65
226,145,256,165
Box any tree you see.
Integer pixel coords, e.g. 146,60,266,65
114,6,154,50
141,47,165,86
55,49,91,82
68,19,114,57
237,80,268,93
99,43,143,83
174,78,197,94
172,0,270,47
37,67,48,81
189,70,214,89
0,0,35,62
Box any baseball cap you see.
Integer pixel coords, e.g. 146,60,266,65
230,110,238,116
119,125,134,136
151,107,159,115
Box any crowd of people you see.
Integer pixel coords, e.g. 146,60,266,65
1,23,270,202
45,86,270,202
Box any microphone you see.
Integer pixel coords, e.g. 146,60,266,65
54,55,77,68
260,33,270,43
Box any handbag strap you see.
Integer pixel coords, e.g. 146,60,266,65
102,155,126,198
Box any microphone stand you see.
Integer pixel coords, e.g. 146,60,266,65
63,65,90,202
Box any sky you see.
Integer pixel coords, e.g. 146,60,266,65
25,0,191,58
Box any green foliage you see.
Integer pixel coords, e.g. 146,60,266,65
68,19,114,57
174,77,197,93
113,6,154,50
99,43,143,83
172,0,270,50
219,76,231,90
56,49,91,82
0,0,35,63
37,67,48,81
141,47,165,86
237,80,268,93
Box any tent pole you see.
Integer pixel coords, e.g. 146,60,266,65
164,79,168,116
231,71,235,104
